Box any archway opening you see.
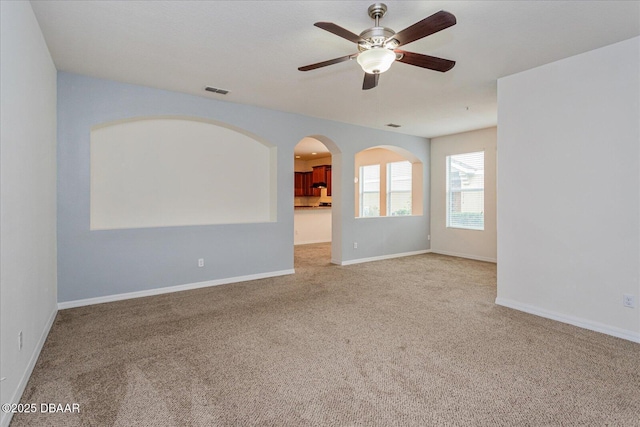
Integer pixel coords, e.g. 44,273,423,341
354,145,423,219
293,136,341,266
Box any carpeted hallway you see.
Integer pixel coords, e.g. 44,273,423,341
12,243,640,426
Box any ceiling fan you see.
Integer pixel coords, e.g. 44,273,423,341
298,3,456,90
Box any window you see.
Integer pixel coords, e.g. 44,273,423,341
446,151,484,230
354,146,423,218
387,161,412,216
359,164,380,217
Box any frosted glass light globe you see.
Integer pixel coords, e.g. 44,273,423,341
357,48,396,74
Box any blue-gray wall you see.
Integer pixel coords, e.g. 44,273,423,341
57,72,430,303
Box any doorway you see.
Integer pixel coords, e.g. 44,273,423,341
293,136,341,266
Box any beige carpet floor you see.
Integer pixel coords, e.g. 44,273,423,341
12,243,640,426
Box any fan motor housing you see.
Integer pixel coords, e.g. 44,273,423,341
358,26,397,51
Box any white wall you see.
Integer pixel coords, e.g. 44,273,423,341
297,156,332,171
90,117,276,230
294,209,332,245
0,2,58,425
430,127,497,262
497,37,640,342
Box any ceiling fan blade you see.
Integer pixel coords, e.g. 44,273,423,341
395,50,455,72
314,22,364,44
362,73,379,90
391,10,456,47
298,54,357,71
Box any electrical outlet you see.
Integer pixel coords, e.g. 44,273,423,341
623,294,636,308
198,258,204,268
428,234,431,241
353,242,358,249
18,331,23,351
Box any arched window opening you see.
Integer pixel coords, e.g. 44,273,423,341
355,146,423,218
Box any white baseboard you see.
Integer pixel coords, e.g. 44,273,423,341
294,239,331,246
340,250,430,266
495,297,640,344
430,249,497,263
58,269,295,310
1,307,57,427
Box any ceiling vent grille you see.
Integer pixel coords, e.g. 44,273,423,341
386,123,401,128
205,86,230,95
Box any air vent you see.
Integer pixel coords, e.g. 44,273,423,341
386,123,401,128
205,86,230,95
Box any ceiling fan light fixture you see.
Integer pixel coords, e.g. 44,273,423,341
357,48,396,74
298,5,456,89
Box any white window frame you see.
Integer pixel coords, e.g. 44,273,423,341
359,164,380,217
386,161,412,216
446,151,485,231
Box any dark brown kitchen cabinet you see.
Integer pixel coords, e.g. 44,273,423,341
307,171,320,196
295,172,315,196
296,166,331,197
311,165,332,197
294,172,305,196
312,166,326,184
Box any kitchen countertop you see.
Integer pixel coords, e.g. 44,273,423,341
294,206,332,210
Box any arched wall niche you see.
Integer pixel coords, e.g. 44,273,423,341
90,116,277,230
354,145,424,218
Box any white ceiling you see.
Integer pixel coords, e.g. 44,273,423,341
30,1,639,139
295,137,331,161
